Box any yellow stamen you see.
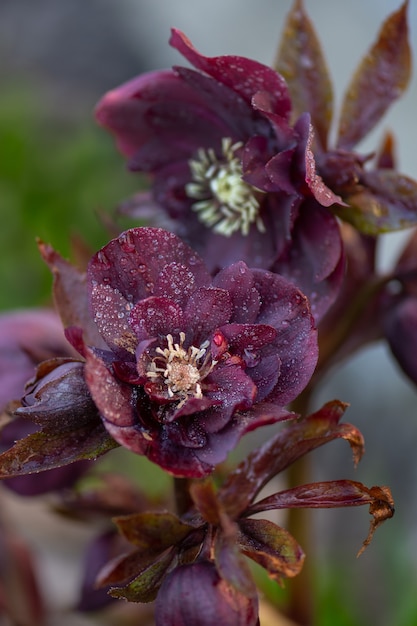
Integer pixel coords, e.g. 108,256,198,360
186,138,265,237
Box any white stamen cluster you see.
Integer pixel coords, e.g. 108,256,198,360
146,332,216,406
186,137,265,237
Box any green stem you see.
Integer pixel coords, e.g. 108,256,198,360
283,390,315,625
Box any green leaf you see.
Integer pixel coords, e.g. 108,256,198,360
337,2,411,149
274,0,333,149
109,549,175,603
114,511,196,551
97,548,168,588
238,518,304,583
336,170,417,235
0,421,118,478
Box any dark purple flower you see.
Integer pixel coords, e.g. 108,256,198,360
154,561,259,626
76,227,318,477
95,29,344,320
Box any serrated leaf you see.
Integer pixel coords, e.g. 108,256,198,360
337,2,411,149
274,0,333,149
336,170,417,235
0,420,118,478
238,518,304,583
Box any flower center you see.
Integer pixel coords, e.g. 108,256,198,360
186,137,265,237
146,332,216,406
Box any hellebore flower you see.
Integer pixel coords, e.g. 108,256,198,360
95,28,344,320
71,226,319,478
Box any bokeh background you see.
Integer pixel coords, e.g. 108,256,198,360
1,1,417,624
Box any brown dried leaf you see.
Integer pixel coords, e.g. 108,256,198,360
357,485,395,556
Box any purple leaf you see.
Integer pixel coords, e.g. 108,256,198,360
274,0,333,149
337,2,411,149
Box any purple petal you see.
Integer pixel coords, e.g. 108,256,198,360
88,228,210,305
129,297,184,340
170,28,291,117
199,363,257,432
90,283,137,357
96,70,220,164
85,348,146,434
154,262,210,307
183,287,232,345
273,200,345,322
251,269,318,405
174,66,259,139
213,262,261,323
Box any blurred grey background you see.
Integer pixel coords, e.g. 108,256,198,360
1,1,417,624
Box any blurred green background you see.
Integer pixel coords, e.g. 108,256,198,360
0,87,136,310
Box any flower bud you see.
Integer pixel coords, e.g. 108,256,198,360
155,561,259,626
